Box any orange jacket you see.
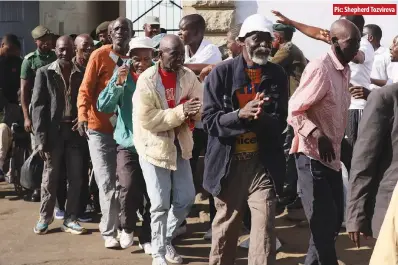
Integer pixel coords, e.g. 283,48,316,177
77,45,129,134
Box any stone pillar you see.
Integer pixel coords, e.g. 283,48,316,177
182,0,237,58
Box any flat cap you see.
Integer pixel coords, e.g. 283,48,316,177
31,25,51,39
273,24,296,33
144,16,160,25
96,21,111,35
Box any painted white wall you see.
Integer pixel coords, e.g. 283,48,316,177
236,0,398,60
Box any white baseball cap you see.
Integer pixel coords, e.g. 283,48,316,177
128,37,155,54
238,14,274,39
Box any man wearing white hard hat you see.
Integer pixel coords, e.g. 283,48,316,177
202,14,288,265
97,37,154,253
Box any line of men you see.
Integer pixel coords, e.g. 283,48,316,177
1,11,398,265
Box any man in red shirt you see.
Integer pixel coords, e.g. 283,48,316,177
132,35,202,265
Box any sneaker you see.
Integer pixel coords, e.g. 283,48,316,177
55,209,65,220
165,244,183,264
105,237,120,249
203,228,212,240
78,213,93,223
33,216,54,235
61,221,87,235
139,242,152,255
152,257,168,265
120,230,134,249
173,225,187,239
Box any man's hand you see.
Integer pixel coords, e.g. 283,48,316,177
116,65,129,86
72,118,79,131
199,64,215,82
348,231,371,249
183,97,202,117
271,10,292,25
238,93,265,120
77,121,88,139
37,144,48,161
349,86,371,100
312,128,335,163
24,118,33,133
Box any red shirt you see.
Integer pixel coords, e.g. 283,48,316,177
159,67,177,108
158,67,195,131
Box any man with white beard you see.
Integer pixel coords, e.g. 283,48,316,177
202,14,288,265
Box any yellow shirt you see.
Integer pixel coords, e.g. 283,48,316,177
234,66,262,154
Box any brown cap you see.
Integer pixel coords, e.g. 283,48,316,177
31,25,52,40
96,21,111,35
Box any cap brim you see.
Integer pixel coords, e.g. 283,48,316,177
129,45,155,51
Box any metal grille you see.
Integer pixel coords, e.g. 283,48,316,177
126,0,182,37
0,1,23,22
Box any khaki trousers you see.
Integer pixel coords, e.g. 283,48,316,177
0,123,12,171
210,154,276,265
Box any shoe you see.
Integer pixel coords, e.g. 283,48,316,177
61,221,87,235
165,244,183,264
105,237,120,249
33,216,54,235
55,209,65,220
287,197,303,210
78,213,93,222
120,230,134,249
139,242,152,255
152,257,168,265
31,190,40,202
203,228,212,240
173,225,187,239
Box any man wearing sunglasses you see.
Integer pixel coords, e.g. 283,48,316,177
202,14,288,265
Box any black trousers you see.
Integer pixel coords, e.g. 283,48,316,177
117,146,151,244
284,125,298,195
343,109,363,174
295,154,343,265
56,142,90,216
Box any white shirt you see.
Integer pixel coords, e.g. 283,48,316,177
349,36,375,110
185,39,222,129
370,46,391,90
387,62,398,84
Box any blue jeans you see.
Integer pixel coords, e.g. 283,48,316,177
139,154,195,258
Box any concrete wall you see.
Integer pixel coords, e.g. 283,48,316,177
39,1,101,35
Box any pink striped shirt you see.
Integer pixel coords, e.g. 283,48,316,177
288,49,351,171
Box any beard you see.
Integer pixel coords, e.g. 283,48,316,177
247,46,270,65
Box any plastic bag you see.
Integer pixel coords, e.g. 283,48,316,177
20,149,43,190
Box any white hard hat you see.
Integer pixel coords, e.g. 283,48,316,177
238,14,274,39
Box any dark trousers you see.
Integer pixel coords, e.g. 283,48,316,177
284,125,298,195
117,146,151,244
343,109,363,173
295,154,344,265
39,123,85,223
56,142,90,216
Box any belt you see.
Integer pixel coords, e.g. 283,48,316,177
233,151,259,161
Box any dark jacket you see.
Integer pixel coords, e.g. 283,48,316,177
347,83,398,238
202,54,289,197
31,60,84,150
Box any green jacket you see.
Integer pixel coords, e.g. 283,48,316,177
270,42,307,97
20,49,57,82
97,68,136,152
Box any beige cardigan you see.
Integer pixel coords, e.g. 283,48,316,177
132,63,203,170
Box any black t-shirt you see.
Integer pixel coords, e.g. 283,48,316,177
0,55,22,105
